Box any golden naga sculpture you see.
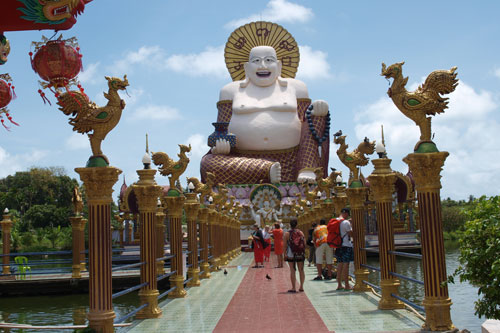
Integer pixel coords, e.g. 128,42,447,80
213,184,229,209
57,75,129,165
187,172,216,203
223,196,235,212
152,144,191,191
72,186,84,216
334,135,375,186
313,167,341,199
381,62,458,146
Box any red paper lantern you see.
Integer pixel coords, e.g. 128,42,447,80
0,78,12,109
31,37,82,89
0,73,19,131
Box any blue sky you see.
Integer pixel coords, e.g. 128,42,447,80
1,0,500,200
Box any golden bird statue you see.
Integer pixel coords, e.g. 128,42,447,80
334,135,375,186
57,75,129,165
152,144,191,191
313,167,341,199
381,62,458,146
187,172,216,204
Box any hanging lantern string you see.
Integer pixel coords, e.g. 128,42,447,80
7,82,16,99
0,116,11,131
5,112,19,126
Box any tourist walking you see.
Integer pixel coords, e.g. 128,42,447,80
313,219,334,280
251,224,267,268
335,208,353,290
284,219,306,292
272,223,284,268
307,222,318,267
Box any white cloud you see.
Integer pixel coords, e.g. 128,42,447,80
296,45,331,80
494,67,500,78
165,45,227,78
185,133,209,159
65,132,88,150
78,62,101,85
353,81,500,199
129,104,181,121
111,46,164,75
226,0,313,28
0,146,49,178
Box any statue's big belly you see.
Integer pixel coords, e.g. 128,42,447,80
229,111,301,150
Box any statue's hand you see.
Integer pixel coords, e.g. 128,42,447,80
297,170,316,183
311,100,329,116
211,139,231,155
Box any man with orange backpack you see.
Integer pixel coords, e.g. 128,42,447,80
328,208,353,290
313,219,334,280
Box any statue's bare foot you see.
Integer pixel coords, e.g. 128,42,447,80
270,162,281,183
297,169,316,183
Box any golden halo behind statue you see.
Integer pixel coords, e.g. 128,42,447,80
225,21,300,81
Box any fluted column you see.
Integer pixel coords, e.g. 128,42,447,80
165,194,187,298
220,214,228,266
75,167,121,333
367,158,404,307
333,185,348,217
208,207,220,271
132,169,163,318
184,193,200,287
155,208,166,276
404,151,453,331
346,186,371,293
80,218,87,272
70,215,85,278
198,207,211,279
1,212,13,275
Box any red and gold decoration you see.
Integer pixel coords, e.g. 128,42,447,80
30,35,84,104
0,73,19,130
0,0,92,33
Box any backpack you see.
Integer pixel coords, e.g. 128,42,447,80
289,229,305,255
327,218,344,248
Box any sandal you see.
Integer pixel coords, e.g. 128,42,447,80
298,288,304,292
287,289,297,293
313,276,323,281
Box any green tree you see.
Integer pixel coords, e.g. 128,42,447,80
23,204,71,229
451,195,500,319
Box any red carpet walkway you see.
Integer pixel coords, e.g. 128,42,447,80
214,255,332,333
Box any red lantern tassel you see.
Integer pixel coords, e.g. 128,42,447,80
38,90,52,106
5,113,19,126
1,119,10,131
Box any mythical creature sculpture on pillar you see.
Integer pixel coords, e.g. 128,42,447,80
200,21,330,185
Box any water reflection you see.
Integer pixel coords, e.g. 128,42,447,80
0,293,139,332
366,242,482,333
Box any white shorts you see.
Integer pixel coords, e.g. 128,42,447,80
315,242,333,264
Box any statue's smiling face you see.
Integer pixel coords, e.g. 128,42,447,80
244,46,281,87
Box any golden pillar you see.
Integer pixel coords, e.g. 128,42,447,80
155,208,166,276
115,215,124,249
346,186,371,292
70,215,86,278
184,193,201,287
404,151,453,331
220,214,228,266
132,169,163,318
1,211,13,275
198,207,211,279
165,194,187,298
75,167,121,333
333,185,348,217
368,158,404,308
80,218,87,272
127,215,133,244
208,207,220,271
